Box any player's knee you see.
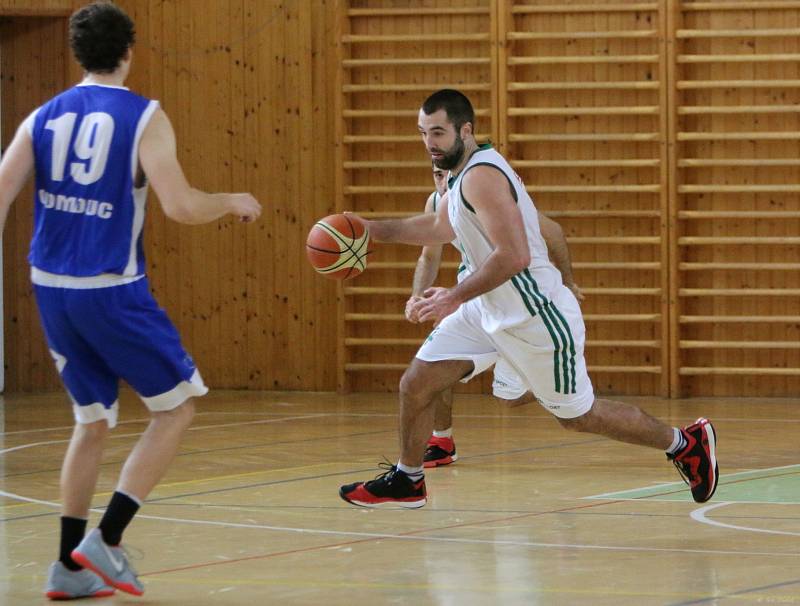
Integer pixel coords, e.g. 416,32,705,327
400,367,435,403
76,419,109,442
176,399,195,428
158,398,195,430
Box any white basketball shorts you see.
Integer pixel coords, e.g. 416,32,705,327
416,285,594,419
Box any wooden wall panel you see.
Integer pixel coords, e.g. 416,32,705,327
673,0,800,396
4,1,800,397
2,1,340,392
336,0,497,392
1,15,72,393
502,1,669,397
0,0,71,16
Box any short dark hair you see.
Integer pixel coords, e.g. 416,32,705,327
69,2,135,74
421,89,475,132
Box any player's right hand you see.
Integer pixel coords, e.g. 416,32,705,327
228,193,262,223
405,295,422,322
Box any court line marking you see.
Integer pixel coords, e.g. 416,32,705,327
0,413,331,455
4,410,800,436
3,423,799,588
0,409,556,437
1,488,797,564
691,502,800,537
0,428,396,481
1,438,606,514
0,410,324,436
584,463,800,501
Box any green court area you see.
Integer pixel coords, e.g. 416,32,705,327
585,464,800,504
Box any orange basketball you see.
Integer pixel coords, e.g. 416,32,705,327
306,213,371,280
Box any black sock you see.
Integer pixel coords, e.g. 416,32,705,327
99,491,140,546
60,516,87,571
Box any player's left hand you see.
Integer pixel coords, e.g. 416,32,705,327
412,287,460,325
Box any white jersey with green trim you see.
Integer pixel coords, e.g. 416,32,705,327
447,146,563,333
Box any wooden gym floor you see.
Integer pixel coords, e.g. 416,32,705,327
1,389,798,605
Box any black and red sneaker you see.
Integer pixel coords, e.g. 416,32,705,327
423,435,458,468
339,464,427,509
667,417,719,503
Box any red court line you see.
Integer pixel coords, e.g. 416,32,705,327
142,498,624,578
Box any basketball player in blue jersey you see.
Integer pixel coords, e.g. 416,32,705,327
340,89,718,509
409,164,583,467
0,2,261,599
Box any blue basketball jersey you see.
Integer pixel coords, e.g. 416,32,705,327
28,84,158,278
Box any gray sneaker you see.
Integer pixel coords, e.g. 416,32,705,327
71,528,144,596
44,560,115,600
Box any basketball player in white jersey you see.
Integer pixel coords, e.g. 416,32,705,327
0,2,260,598
409,164,584,467
341,89,717,509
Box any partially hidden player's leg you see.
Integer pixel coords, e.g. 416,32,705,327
492,357,535,408
425,387,458,468
399,358,473,468
432,388,453,431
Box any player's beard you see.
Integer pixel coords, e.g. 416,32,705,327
432,134,465,170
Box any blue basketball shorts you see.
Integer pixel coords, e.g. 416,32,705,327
34,277,208,428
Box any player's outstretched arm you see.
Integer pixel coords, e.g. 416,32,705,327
538,211,584,302
0,122,34,233
139,109,261,225
360,191,455,246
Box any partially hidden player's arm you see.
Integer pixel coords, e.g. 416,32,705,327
538,212,584,302
406,193,445,322
139,108,261,225
414,166,530,323
0,122,35,233
360,191,455,246
411,193,445,296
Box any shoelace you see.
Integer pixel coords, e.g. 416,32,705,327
363,460,409,488
671,459,692,488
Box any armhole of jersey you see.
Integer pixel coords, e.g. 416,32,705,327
432,191,438,212
131,99,160,185
461,162,519,213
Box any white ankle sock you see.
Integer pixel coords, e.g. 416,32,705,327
432,428,453,439
666,428,687,455
397,461,424,481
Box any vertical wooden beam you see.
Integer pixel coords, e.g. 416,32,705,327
495,0,508,153
333,0,348,393
665,0,681,397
